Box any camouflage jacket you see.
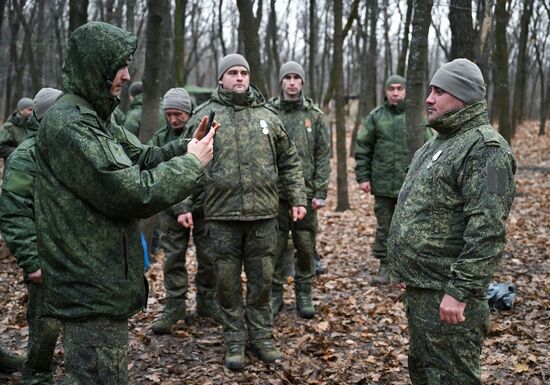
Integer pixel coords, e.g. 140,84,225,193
34,22,204,321
267,95,330,200
0,112,29,158
124,94,142,136
148,122,186,147
355,101,432,198
181,85,306,221
387,100,516,301
0,115,40,276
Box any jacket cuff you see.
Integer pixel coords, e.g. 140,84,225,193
444,282,468,303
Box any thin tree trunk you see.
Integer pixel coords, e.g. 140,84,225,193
236,0,269,98
333,0,349,211
494,0,511,144
383,0,392,79
218,0,227,56
69,0,88,33
308,0,317,100
366,0,378,111
397,0,413,75
405,0,433,161
449,0,475,60
511,0,533,134
126,0,136,32
173,0,188,87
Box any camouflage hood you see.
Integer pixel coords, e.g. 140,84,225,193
211,84,266,110
427,99,489,137
25,114,40,137
62,22,137,121
7,111,27,128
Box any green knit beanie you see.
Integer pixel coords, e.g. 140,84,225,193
429,58,486,104
279,61,305,83
162,88,192,114
384,75,406,89
217,53,250,80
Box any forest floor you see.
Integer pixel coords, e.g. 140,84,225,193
0,121,548,385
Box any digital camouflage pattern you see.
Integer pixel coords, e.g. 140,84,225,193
0,114,62,384
124,94,166,138
268,96,330,200
113,106,126,126
267,96,329,313
188,84,305,346
372,195,397,260
150,123,218,319
388,100,516,384
34,21,205,322
406,287,489,385
0,111,29,158
190,85,306,220
63,318,128,385
208,219,277,343
355,101,432,198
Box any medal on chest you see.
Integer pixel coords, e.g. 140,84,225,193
260,119,269,135
426,149,442,169
305,118,312,133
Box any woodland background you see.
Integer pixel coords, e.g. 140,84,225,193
0,0,549,384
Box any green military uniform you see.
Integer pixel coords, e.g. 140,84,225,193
355,100,431,280
0,111,29,158
149,123,219,333
267,95,330,318
124,94,165,138
113,106,126,126
0,114,62,385
191,85,306,360
34,22,205,384
388,100,516,384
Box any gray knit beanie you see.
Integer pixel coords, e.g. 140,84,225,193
217,53,250,80
33,88,63,120
129,81,143,97
384,74,406,89
17,97,34,112
430,58,486,104
279,61,305,83
162,88,192,114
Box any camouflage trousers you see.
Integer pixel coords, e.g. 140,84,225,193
22,282,61,385
159,212,216,306
405,287,490,385
372,195,397,261
63,318,128,385
273,199,317,286
208,219,276,343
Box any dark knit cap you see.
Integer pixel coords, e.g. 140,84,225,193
217,53,250,80
279,61,305,83
162,88,192,114
129,81,143,97
384,75,406,89
17,97,34,111
430,58,486,104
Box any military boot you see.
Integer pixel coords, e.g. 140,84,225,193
152,299,186,334
0,346,24,373
224,343,245,371
271,284,284,317
250,339,282,363
372,259,389,285
295,284,315,319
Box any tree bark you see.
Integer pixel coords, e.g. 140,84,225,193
397,0,413,75
333,0,349,211
69,0,88,33
449,0,475,60
493,0,511,144
173,0,188,87
141,0,167,143
236,0,269,98
308,0,318,100
405,0,433,161
511,0,533,134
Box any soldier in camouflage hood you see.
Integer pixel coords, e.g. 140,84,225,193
34,22,216,384
186,53,306,370
387,58,516,384
267,61,330,319
0,87,63,385
355,75,431,284
0,97,34,159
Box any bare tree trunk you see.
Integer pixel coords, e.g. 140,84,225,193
308,0,317,100
141,0,167,143
475,0,494,79
126,0,136,32
333,0,349,211
366,0,378,111
4,3,20,117
13,0,40,95
160,3,173,92
218,0,227,56
382,0,392,79
494,0,511,144
397,0,413,75
236,0,269,98
173,0,188,87
449,0,475,60
405,0,433,161
511,0,533,135
532,10,549,137
265,0,281,95
69,0,88,33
